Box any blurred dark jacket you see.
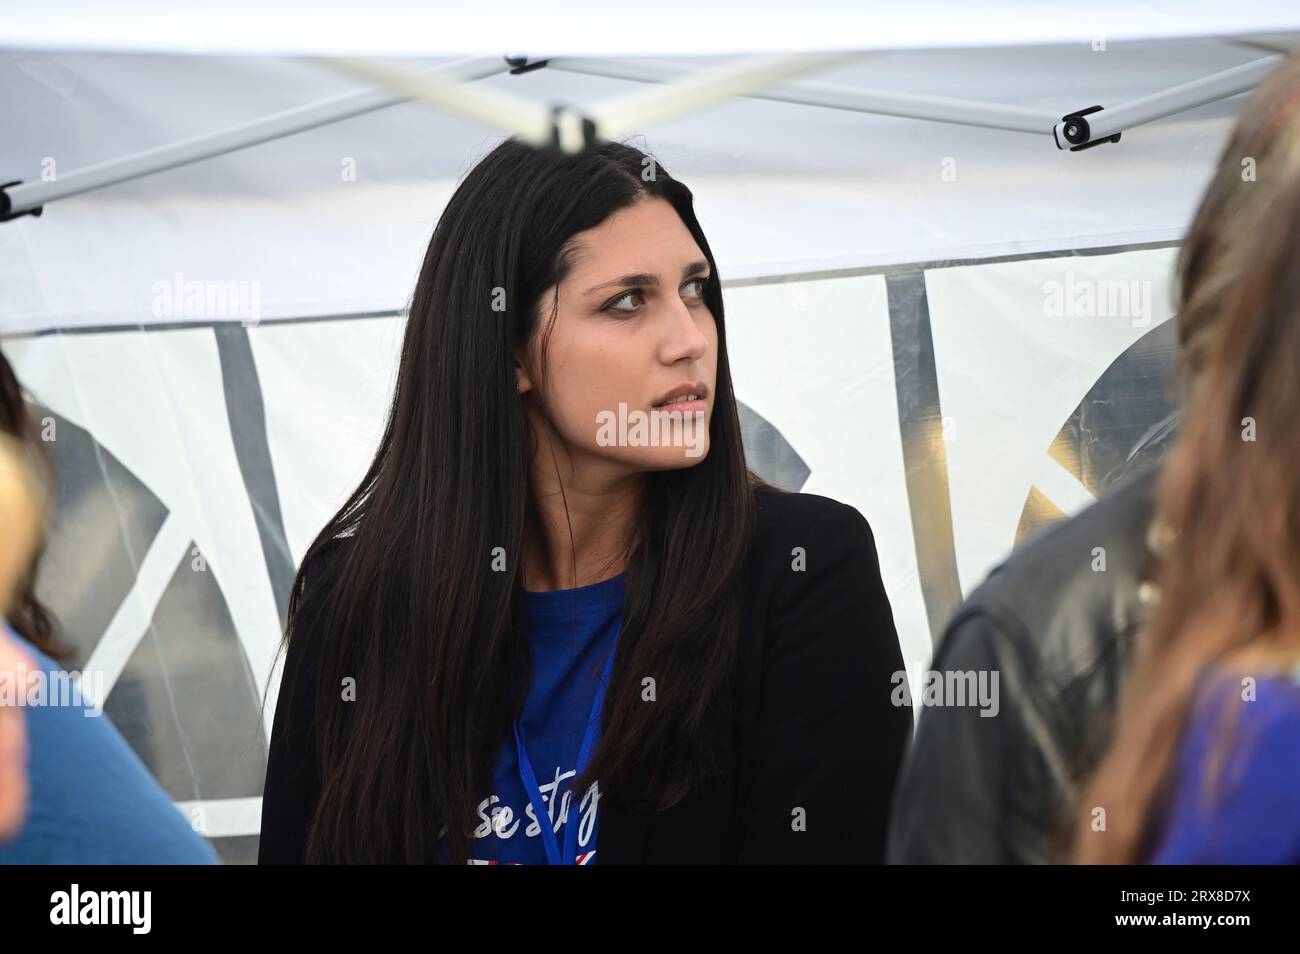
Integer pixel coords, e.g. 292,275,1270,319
888,464,1160,864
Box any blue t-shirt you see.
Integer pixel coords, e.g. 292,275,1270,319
1149,668,1300,864
465,573,624,865
0,625,220,864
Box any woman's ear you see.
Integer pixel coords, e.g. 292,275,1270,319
514,351,533,395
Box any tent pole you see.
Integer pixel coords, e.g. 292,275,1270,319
5,50,1281,221
0,56,510,218
1054,55,1283,148
551,54,1284,144
548,56,1057,135
316,56,562,148
585,51,867,141
3,49,865,222
324,51,866,154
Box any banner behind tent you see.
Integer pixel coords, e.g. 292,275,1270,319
0,240,1179,862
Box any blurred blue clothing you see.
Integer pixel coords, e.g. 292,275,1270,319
1150,668,1300,864
0,624,220,864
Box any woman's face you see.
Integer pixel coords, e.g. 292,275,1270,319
0,626,31,841
519,197,719,475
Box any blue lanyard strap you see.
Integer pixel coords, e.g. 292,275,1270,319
513,646,617,865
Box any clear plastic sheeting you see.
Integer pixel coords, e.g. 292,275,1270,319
1,240,1185,860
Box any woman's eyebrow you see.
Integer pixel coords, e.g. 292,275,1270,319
583,259,710,295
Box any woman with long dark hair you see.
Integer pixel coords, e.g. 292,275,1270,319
1075,53,1300,864
259,137,911,864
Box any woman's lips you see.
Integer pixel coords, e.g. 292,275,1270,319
652,398,707,413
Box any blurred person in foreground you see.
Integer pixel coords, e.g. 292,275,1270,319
1075,54,1300,863
889,51,1300,863
0,342,65,664
0,345,219,863
0,433,44,840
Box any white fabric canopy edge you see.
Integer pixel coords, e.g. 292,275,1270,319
5,1,1300,57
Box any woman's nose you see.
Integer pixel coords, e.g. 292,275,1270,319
658,303,709,364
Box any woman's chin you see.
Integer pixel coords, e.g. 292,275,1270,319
630,443,712,471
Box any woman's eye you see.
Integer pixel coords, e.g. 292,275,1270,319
603,278,708,315
604,290,643,314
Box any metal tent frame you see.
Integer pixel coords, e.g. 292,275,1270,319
0,48,1287,222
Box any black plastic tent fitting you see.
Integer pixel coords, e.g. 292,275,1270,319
505,56,549,75
0,180,44,223
546,104,599,152
1061,106,1122,152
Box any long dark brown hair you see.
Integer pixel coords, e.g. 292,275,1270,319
279,138,756,863
0,344,66,662
1075,52,1300,863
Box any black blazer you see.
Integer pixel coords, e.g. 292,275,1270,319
259,485,912,864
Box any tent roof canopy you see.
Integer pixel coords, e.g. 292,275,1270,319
3,38,1298,220
4,0,1300,57
5,17,1300,332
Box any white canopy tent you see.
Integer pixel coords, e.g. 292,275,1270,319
2,3,1298,859
4,8,1299,327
